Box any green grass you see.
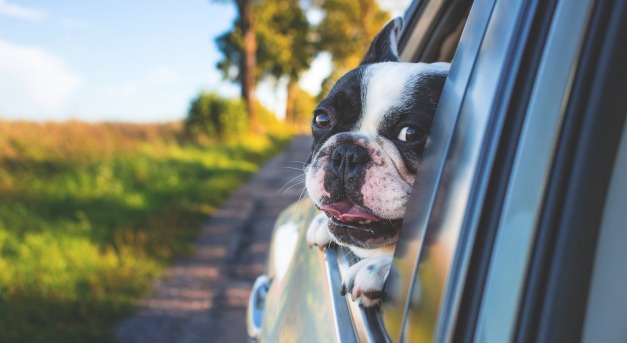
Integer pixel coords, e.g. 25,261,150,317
0,121,292,342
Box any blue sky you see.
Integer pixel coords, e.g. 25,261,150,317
0,0,406,122
0,0,245,122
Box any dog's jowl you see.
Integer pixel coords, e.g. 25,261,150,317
305,17,449,307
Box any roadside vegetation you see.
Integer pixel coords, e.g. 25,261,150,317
0,104,292,342
0,0,395,340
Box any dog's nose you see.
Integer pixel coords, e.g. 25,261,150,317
331,144,370,181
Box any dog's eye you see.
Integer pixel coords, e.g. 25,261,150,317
314,113,331,128
397,127,419,142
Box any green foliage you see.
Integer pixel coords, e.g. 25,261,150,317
317,0,391,71
255,0,314,80
215,23,245,83
255,99,293,136
216,0,315,82
184,92,292,141
292,87,317,129
184,92,248,141
315,0,391,99
0,121,291,342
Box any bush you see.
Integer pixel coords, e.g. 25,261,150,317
184,92,248,141
184,92,296,142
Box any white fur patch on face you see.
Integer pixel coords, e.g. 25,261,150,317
357,62,436,138
360,141,414,219
306,156,330,204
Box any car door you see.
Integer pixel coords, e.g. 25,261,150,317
384,0,626,342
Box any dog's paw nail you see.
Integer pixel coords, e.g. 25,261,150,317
318,245,325,252
340,285,346,296
362,290,384,300
351,288,362,302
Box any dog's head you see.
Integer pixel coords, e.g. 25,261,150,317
305,17,449,251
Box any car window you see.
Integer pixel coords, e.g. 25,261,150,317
399,0,471,63
326,2,476,340
314,0,476,340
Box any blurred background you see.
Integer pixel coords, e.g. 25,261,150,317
0,0,410,341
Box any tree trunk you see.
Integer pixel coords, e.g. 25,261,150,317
237,0,262,133
285,78,298,124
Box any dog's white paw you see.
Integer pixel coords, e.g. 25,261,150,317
306,213,333,250
341,255,393,307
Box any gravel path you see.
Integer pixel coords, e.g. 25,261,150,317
115,135,312,343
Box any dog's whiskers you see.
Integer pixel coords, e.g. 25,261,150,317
280,166,306,171
296,187,309,208
288,160,308,166
277,174,306,194
281,180,306,196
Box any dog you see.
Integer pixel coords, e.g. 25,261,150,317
305,17,449,307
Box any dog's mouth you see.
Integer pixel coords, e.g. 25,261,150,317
319,200,402,249
320,200,381,226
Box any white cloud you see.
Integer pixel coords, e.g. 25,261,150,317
0,0,45,21
0,39,83,111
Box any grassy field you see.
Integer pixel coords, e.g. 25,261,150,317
0,120,292,342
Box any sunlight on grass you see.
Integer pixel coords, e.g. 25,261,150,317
0,120,293,342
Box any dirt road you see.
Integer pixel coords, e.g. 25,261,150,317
115,135,312,342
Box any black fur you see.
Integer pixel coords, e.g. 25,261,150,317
310,67,367,161
377,71,448,173
361,17,403,65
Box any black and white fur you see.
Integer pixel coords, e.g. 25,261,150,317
305,17,449,307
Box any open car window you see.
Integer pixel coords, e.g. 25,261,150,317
295,0,477,341
329,0,476,340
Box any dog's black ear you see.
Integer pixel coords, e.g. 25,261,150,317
360,17,403,65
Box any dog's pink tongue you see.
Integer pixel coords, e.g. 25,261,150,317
320,200,380,223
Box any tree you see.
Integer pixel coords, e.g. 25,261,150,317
216,0,314,124
315,0,390,97
255,0,314,123
215,0,261,133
